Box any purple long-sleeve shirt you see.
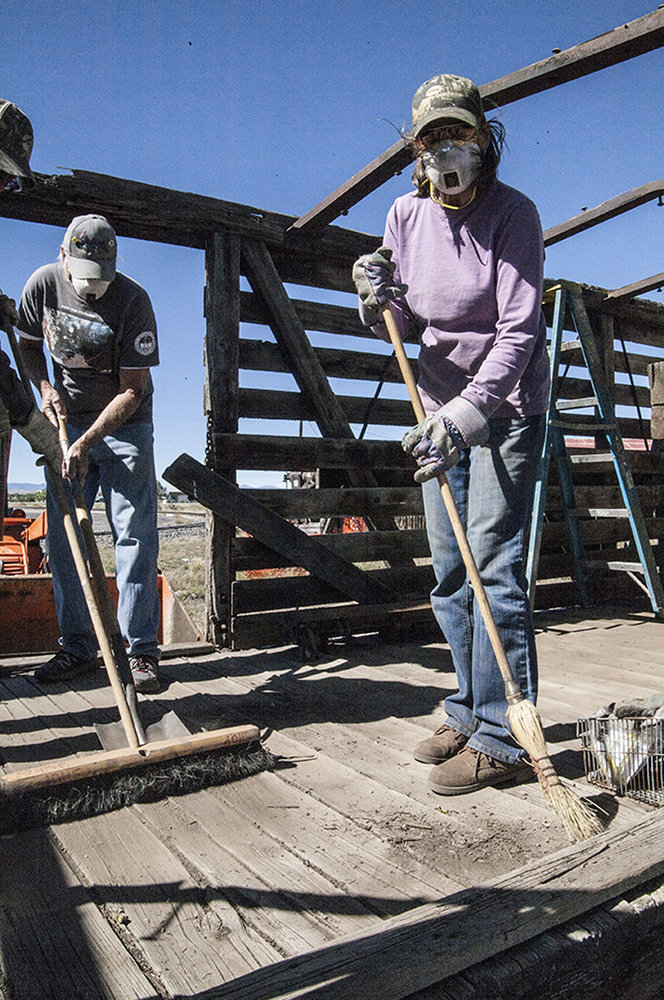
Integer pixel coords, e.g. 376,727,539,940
368,180,550,419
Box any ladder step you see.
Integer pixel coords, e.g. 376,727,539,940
556,397,598,411
559,339,581,353
551,421,616,432
569,508,629,518
582,559,645,573
568,453,614,464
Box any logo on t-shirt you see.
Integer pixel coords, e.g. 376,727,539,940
134,330,156,356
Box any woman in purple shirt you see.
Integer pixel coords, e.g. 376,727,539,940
353,74,550,796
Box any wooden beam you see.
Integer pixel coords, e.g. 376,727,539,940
543,179,664,247
211,433,408,471
239,386,415,428
203,231,241,647
606,271,664,302
289,9,664,235
204,811,664,1000
241,239,359,441
0,168,376,260
232,528,430,572
163,454,394,605
240,239,403,529
242,485,422,518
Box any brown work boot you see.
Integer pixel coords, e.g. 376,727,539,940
428,746,531,795
414,724,468,764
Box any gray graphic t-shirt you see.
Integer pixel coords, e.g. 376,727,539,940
17,262,159,423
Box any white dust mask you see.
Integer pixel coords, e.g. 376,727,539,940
71,276,111,300
422,141,481,196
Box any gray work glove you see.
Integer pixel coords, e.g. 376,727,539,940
0,291,18,327
402,396,489,483
0,399,10,438
352,246,408,326
16,406,65,474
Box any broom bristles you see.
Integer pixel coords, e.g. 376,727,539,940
508,698,603,841
0,742,275,835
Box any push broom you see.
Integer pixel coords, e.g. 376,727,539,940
0,319,273,832
381,303,602,841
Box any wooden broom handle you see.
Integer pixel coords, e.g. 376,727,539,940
382,304,522,698
55,415,143,746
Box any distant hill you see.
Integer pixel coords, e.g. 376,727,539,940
8,483,45,493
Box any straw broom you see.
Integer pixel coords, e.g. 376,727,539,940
382,304,602,841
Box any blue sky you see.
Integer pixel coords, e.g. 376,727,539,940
2,0,662,486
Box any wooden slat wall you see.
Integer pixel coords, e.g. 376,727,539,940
2,170,662,649
223,269,664,649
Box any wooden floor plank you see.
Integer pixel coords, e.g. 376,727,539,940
203,810,664,1000
135,795,357,959
3,609,664,999
177,766,460,907
54,807,280,995
0,828,157,1000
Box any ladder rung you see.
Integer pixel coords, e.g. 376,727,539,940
551,421,616,432
556,397,598,411
569,508,629,518
559,339,581,353
582,560,645,573
568,453,614,464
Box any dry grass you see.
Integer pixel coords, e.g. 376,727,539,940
96,532,208,634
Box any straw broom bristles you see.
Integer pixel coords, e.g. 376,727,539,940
508,695,603,841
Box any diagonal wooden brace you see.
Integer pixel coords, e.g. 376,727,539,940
163,453,394,606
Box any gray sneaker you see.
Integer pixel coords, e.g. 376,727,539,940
413,724,468,764
130,655,160,694
34,649,97,682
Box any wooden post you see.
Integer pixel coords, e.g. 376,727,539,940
204,231,241,646
649,359,664,458
595,308,615,452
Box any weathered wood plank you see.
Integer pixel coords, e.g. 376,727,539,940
239,337,407,385
230,602,437,650
242,486,423,518
134,796,353,958
53,807,279,993
242,240,360,442
163,453,394,604
239,386,414,427
404,879,664,1000
200,810,664,1000
211,433,409,471
0,828,157,1000
204,230,241,646
231,564,433,615
240,293,376,341
232,528,430,572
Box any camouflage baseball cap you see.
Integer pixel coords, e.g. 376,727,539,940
62,215,117,280
411,75,485,138
0,100,35,184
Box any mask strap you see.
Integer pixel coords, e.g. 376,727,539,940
428,179,477,210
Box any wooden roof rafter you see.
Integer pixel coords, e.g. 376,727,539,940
288,8,664,237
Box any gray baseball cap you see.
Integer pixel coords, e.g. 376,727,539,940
0,99,35,184
62,215,117,280
411,75,485,137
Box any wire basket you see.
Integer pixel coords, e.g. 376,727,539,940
577,715,664,806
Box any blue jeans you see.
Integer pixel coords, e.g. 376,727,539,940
45,420,160,662
421,415,545,764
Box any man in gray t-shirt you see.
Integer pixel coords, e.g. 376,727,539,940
17,215,163,693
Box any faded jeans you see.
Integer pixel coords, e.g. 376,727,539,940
421,415,545,764
45,420,160,662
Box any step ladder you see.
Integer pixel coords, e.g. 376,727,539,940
526,282,664,616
